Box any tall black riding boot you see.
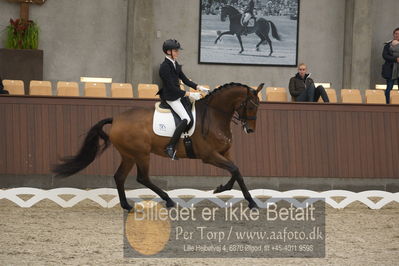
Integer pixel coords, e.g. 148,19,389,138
165,119,188,160
242,24,248,35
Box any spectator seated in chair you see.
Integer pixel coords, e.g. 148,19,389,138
0,76,9,95
289,63,329,102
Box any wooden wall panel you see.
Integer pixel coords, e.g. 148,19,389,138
0,95,399,178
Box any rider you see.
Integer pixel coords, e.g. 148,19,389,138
242,0,255,35
159,39,210,160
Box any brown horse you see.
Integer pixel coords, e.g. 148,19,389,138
53,82,264,211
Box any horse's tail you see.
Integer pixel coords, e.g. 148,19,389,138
268,20,281,41
52,118,113,177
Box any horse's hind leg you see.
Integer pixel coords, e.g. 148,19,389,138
255,32,266,51
136,155,175,208
268,39,273,56
114,156,135,211
255,39,265,51
260,33,273,56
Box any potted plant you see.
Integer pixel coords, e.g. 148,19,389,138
0,18,43,94
6,18,39,49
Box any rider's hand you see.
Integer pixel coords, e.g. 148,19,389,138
189,92,202,101
197,85,210,95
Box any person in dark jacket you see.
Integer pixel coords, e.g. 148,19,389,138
159,39,209,160
381,27,399,103
289,63,329,102
0,76,9,95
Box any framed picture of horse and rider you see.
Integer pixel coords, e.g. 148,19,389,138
199,0,300,66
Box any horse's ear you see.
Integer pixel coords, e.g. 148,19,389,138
256,83,264,94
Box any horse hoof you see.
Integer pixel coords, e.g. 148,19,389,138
239,51,243,54
248,201,259,210
213,185,224,194
166,199,175,208
121,203,133,212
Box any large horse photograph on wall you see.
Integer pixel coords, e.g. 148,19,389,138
199,0,300,66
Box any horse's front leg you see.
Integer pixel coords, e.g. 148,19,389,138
236,34,244,54
214,177,235,193
215,30,234,44
213,150,235,193
203,152,258,209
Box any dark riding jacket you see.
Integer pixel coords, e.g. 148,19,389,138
244,0,255,16
289,73,314,100
382,41,398,80
158,58,198,101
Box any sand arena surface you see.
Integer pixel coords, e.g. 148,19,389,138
0,199,398,265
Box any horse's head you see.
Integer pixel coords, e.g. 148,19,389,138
235,83,264,134
220,5,239,22
220,6,228,22
200,82,264,136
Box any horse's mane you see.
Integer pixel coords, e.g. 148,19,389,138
199,82,253,103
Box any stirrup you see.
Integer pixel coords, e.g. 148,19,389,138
165,146,179,160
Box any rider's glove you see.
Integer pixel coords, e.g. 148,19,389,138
189,92,202,101
197,86,210,95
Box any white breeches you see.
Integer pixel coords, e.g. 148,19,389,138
243,13,251,24
166,98,191,124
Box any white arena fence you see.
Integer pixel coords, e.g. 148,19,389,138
1,188,398,209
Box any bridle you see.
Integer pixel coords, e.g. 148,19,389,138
201,87,259,136
234,89,259,123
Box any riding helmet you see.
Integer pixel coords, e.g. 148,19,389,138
162,39,183,54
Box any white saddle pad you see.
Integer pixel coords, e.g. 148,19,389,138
152,102,196,138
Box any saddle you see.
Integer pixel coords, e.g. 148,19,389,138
153,96,196,138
